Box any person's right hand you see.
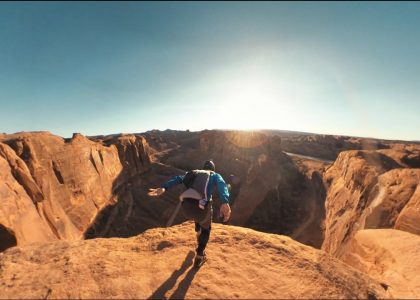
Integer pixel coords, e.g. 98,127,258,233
148,187,165,197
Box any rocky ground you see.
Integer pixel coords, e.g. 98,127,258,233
0,222,389,299
341,229,420,299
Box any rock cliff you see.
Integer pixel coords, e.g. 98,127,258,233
0,222,389,299
322,147,420,257
0,132,151,250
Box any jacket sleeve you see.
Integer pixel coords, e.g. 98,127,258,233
161,175,184,190
214,173,230,204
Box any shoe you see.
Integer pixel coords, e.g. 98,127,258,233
194,252,207,268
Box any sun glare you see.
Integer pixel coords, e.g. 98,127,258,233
215,74,295,130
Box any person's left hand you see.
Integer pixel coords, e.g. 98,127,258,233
219,203,231,222
148,187,166,197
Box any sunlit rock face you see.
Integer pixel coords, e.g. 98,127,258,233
322,146,420,257
0,140,57,247
0,132,151,250
0,222,389,299
341,229,420,299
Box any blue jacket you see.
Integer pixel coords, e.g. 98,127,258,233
162,171,230,204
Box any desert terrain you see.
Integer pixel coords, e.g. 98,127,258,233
0,129,419,299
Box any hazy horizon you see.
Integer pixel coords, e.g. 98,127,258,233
3,127,419,143
1,2,420,140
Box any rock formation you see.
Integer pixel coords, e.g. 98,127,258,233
0,222,389,299
3,130,418,254
3,130,315,248
0,141,57,247
1,129,420,298
0,132,151,250
322,147,420,257
341,229,420,299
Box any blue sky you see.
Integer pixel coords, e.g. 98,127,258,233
0,1,419,140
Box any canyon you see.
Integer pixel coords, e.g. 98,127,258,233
0,129,419,298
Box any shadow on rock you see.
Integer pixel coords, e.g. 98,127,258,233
149,251,195,299
169,265,200,300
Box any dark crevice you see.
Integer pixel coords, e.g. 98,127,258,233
92,199,99,210
89,151,100,175
137,141,146,168
131,141,141,173
244,169,326,248
98,150,104,165
84,201,119,239
0,142,44,203
5,160,44,203
0,224,17,252
52,161,64,184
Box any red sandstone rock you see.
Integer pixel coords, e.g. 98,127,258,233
0,222,389,299
0,142,57,248
341,229,420,299
1,129,419,298
322,148,420,257
0,132,151,248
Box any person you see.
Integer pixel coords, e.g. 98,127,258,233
148,160,231,267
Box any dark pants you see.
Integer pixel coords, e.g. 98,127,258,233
181,199,212,256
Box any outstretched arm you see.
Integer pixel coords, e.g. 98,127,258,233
162,175,184,190
148,175,184,197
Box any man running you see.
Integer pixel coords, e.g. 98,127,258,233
148,160,231,267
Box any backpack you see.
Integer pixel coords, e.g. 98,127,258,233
183,170,198,189
182,169,213,199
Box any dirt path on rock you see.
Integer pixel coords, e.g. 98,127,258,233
285,152,334,164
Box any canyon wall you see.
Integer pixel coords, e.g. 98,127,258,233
322,146,420,257
0,132,151,250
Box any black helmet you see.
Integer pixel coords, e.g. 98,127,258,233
203,160,215,171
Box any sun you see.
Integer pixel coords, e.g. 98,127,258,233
215,75,291,130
